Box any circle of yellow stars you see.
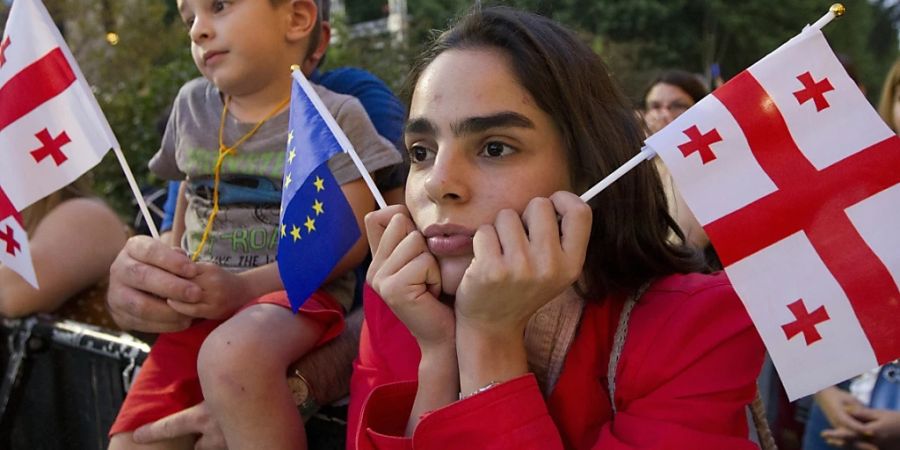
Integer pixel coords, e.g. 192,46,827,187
280,130,327,244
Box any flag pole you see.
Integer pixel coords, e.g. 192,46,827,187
580,146,656,203
808,4,845,32
290,66,388,210
111,146,160,238
579,4,845,204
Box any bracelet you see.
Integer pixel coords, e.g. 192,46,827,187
459,381,501,400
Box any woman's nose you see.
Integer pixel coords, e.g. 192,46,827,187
423,148,470,204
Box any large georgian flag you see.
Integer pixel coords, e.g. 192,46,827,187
0,0,118,211
0,186,37,287
645,29,900,400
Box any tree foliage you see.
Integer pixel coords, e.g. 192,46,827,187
1,0,897,220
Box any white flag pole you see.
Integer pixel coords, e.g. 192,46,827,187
580,146,656,203
111,146,160,238
579,3,846,204
808,3,845,32
290,66,388,209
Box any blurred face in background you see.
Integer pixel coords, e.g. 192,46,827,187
643,82,694,134
892,83,900,133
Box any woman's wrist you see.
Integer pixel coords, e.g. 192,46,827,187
455,320,528,398
407,344,459,435
417,346,460,399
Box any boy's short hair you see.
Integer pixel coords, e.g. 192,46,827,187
307,0,328,60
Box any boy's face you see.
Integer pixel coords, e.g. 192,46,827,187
177,0,303,96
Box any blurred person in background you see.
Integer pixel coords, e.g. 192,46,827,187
0,175,128,328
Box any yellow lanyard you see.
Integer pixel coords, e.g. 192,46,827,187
191,95,291,262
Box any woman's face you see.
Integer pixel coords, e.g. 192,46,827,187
405,48,572,295
644,82,695,134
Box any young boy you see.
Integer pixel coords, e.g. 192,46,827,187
108,0,400,448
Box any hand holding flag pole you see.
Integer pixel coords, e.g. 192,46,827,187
578,3,846,205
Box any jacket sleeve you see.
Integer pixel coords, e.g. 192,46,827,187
349,283,568,450
348,285,420,450
358,374,566,450
596,278,766,449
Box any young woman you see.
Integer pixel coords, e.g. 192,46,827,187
643,70,712,252
348,7,765,449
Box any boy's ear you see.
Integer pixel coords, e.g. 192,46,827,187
285,0,317,42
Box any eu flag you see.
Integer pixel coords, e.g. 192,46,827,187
278,72,360,312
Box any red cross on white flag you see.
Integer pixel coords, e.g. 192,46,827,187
645,29,900,400
0,186,37,288
0,0,119,211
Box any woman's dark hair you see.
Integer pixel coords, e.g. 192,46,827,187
403,7,703,300
644,69,709,106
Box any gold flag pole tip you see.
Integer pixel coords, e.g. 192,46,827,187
290,64,301,72
830,4,845,17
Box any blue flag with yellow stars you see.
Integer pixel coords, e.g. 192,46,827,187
278,72,360,312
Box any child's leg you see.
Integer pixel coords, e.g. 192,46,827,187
109,320,221,450
198,303,326,449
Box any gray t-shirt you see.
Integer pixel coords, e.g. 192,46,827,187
150,77,401,309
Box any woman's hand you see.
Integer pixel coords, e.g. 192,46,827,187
814,386,868,447
365,206,452,350
453,192,591,397
454,192,592,336
842,407,900,449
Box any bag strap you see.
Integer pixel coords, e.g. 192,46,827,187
607,283,650,414
751,390,778,450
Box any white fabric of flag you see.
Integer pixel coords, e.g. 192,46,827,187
0,187,37,288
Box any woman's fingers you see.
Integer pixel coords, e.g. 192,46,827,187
364,205,410,254
549,191,592,261
367,208,416,284
372,230,430,289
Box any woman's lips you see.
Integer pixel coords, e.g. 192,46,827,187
426,234,474,257
423,224,475,257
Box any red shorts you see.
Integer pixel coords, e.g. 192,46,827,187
109,290,344,436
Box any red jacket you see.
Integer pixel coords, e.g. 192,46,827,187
349,273,765,450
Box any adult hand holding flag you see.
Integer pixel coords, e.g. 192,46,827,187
645,27,900,399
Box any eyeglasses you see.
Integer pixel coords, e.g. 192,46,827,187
646,102,691,114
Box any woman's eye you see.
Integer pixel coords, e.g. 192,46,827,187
212,0,226,12
482,141,514,158
408,145,432,163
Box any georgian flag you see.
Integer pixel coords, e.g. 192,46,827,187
645,29,900,400
0,0,118,211
0,186,37,288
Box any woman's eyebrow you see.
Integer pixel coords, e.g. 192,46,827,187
405,117,438,136
451,112,535,136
